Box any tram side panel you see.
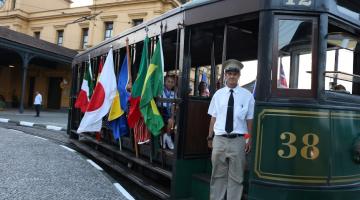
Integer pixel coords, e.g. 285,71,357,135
249,106,360,200
330,110,360,185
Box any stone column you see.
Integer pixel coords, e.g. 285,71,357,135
19,53,33,113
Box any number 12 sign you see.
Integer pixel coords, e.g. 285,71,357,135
283,0,313,7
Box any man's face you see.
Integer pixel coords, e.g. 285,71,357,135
165,77,175,90
225,71,240,87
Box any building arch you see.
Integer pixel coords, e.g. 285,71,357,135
0,27,77,113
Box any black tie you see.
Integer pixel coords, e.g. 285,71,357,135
225,89,234,134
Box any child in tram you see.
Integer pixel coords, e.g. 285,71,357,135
198,81,210,97
159,74,177,150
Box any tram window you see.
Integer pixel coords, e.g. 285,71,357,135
189,66,211,97
325,23,360,96
189,18,259,96
189,24,221,97
226,19,258,93
239,60,257,92
276,19,314,90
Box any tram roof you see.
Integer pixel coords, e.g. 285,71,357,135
74,0,360,62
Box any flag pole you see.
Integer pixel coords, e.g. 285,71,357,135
220,24,228,87
127,37,138,157
149,36,156,164
119,137,122,151
126,38,133,91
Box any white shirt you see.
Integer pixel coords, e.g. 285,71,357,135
34,94,42,105
160,88,176,108
208,86,254,135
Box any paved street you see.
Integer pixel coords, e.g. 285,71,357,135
0,109,68,130
0,127,129,200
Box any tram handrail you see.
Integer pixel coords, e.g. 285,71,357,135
324,70,360,83
155,97,182,104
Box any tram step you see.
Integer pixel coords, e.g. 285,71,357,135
70,138,171,200
81,134,172,180
157,148,175,168
192,173,211,183
191,173,211,200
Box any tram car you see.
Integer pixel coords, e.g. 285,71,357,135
68,0,360,199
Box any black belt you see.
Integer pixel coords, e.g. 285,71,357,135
218,134,244,139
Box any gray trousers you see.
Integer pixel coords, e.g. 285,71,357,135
210,135,246,200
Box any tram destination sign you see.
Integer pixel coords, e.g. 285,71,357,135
282,0,314,8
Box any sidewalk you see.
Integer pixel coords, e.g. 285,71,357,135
0,109,68,131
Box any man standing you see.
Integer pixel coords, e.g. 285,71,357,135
207,59,254,200
34,91,42,117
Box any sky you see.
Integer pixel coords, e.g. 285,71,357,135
71,0,93,8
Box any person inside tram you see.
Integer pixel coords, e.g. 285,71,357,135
198,81,210,97
333,84,350,94
159,73,177,150
188,85,193,96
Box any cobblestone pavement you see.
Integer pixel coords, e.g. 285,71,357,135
0,127,129,200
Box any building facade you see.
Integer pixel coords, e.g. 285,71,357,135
0,0,180,110
0,0,180,51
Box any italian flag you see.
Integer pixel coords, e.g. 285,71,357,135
75,58,94,113
139,37,164,136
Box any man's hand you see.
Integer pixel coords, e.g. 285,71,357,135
167,118,175,132
245,139,251,154
207,139,213,149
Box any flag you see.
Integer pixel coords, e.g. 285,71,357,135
118,56,130,112
75,57,94,113
108,55,130,139
95,56,104,82
279,62,288,88
128,36,149,128
95,56,105,140
77,49,117,133
200,70,210,96
201,70,208,84
133,117,151,144
140,38,164,136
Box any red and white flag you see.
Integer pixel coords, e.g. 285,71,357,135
77,49,117,133
279,62,288,88
74,56,94,113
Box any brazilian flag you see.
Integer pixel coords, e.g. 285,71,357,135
140,38,164,136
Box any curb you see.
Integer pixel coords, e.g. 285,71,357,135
0,118,66,132
0,118,9,123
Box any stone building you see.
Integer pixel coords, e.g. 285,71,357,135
0,0,180,111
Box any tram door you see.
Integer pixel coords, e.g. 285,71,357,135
183,17,259,157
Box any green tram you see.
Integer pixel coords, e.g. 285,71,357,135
68,0,360,199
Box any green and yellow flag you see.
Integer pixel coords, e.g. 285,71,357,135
140,38,164,136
